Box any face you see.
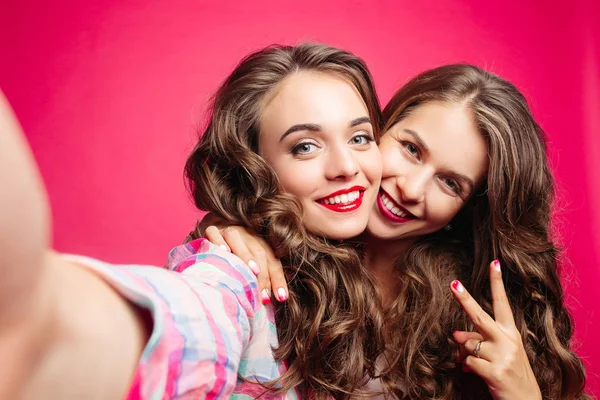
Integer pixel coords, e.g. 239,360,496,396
367,101,489,242
258,70,382,240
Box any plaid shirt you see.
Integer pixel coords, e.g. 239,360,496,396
66,238,301,399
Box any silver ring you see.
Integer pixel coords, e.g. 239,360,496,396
473,340,483,358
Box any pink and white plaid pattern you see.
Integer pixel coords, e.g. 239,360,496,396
65,238,301,399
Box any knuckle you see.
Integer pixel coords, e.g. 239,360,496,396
222,226,238,237
271,268,286,281
251,247,267,260
472,310,485,327
464,339,475,352
464,356,473,367
204,225,219,237
259,276,272,289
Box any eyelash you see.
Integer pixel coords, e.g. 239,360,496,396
402,141,463,195
290,132,374,155
290,141,319,155
440,176,462,195
401,141,421,160
350,132,375,145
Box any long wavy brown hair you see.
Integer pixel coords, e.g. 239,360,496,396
184,43,385,398
380,64,590,399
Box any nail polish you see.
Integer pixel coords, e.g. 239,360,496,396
261,288,271,305
451,280,464,293
277,287,288,301
493,259,501,271
248,260,260,275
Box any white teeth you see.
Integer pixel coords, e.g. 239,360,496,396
320,190,360,205
381,193,409,218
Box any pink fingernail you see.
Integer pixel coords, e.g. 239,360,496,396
219,244,230,252
493,259,501,271
451,280,464,293
248,260,260,275
277,287,288,301
261,289,271,305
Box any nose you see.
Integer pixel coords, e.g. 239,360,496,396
397,169,427,203
325,146,359,181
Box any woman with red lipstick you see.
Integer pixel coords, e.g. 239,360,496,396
206,64,590,399
181,43,389,398
0,45,389,399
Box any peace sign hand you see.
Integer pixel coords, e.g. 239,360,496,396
450,260,542,400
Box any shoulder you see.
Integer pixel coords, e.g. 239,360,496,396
166,238,260,310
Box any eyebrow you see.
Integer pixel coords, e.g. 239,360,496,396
279,117,372,142
403,128,430,153
403,128,476,192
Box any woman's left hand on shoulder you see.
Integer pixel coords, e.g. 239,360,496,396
450,260,542,400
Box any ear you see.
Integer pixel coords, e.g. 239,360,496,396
0,90,51,307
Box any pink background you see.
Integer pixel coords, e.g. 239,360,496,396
1,0,598,394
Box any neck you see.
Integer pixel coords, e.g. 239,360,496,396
361,234,416,306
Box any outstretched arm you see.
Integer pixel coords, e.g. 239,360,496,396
0,91,146,399
0,90,51,325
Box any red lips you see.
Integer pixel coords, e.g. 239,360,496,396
316,186,365,213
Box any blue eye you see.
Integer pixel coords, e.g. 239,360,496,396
291,142,318,155
349,133,374,146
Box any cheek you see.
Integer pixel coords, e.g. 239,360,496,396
270,159,319,199
360,148,383,183
380,145,408,177
426,192,463,225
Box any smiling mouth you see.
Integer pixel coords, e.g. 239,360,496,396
377,189,417,222
316,186,365,213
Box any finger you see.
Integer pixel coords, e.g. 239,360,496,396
221,227,262,277
196,213,228,236
245,240,273,300
463,355,494,381
457,344,471,364
452,330,484,345
204,226,231,252
265,255,288,302
235,231,288,303
489,260,516,328
462,338,492,361
450,280,500,340
461,362,475,374
453,331,484,363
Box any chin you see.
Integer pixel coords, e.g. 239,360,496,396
310,225,364,241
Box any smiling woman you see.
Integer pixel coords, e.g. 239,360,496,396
368,101,488,241
258,70,381,240
183,43,386,398
206,63,591,399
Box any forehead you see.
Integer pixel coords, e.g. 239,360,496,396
393,101,489,184
260,70,368,132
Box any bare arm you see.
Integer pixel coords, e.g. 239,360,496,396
0,91,146,399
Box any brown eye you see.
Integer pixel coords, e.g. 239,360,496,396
441,177,461,194
402,142,420,158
